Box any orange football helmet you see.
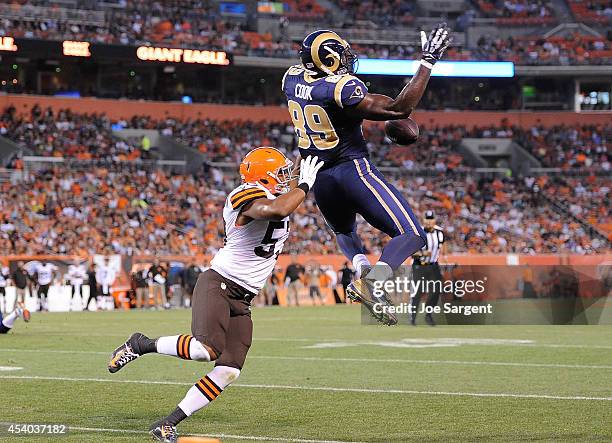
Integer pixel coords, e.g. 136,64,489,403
239,147,295,194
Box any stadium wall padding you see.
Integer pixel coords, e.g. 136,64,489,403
2,94,611,126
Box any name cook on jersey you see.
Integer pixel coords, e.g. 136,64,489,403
295,84,314,100
373,302,494,316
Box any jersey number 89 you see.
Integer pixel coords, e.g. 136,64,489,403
288,100,339,150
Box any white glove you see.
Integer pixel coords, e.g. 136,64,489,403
298,155,324,190
420,22,451,67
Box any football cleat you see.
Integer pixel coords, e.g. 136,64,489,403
346,278,398,326
107,332,149,373
149,420,178,443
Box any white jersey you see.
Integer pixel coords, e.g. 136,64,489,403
67,264,87,285
211,183,290,293
96,264,116,286
36,263,58,285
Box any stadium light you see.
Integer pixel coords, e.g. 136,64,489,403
356,59,515,78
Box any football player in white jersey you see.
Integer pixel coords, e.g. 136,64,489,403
34,262,58,311
107,147,323,443
66,261,88,310
0,264,9,313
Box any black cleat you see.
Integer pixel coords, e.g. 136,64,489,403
107,332,150,373
346,277,397,326
149,420,178,443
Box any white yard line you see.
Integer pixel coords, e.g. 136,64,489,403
1,374,610,401
248,355,612,370
259,339,612,349
11,333,612,348
1,348,610,370
0,422,361,443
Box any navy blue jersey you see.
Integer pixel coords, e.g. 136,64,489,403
282,65,369,166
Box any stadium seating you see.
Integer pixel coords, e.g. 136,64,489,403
331,0,415,26
0,105,144,159
15,109,606,171
509,123,611,170
473,33,612,65
1,0,610,65
475,0,557,25
567,0,612,25
0,165,229,256
2,103,609,255
540,175,611,238
2,163,605,256
3,105,607,172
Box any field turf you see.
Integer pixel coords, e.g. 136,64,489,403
1,305,611,442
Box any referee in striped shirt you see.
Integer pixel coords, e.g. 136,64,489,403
411,211,445,326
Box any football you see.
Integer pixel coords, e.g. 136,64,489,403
384,117,420,145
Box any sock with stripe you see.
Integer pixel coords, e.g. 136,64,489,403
174,366,241,422
379,233,426,270
155,335,211,361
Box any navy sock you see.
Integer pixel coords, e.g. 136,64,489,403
380,233,426,270
164,407,188,426
336,231,366,260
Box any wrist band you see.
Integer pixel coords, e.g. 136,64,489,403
297,183,310,194
420,59,434,70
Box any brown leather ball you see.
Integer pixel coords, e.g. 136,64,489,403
384,117,419,146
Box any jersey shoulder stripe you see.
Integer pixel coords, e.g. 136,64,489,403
281,64,305,91
331,74,367,108
228,184,269,210
231,189,267,209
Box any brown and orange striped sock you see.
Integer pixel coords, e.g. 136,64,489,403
176,366,241,417
155,335,211,361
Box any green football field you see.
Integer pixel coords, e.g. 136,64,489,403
1,305,611,442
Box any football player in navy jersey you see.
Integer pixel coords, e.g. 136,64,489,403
282,24,451,325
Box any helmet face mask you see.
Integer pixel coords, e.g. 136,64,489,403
339,46,358,75
240,147,296,196
267,160,295,194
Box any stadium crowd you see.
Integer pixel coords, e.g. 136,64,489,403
2,0,610,64
485,122,610,170
361,174,606,255
0,105,144,160
4,105,607,172
471,34,612,65
1,105,608,255
333,0,415,26
0,163,607,257
540,175,611,232
476,0,555,21
0,165,230,257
